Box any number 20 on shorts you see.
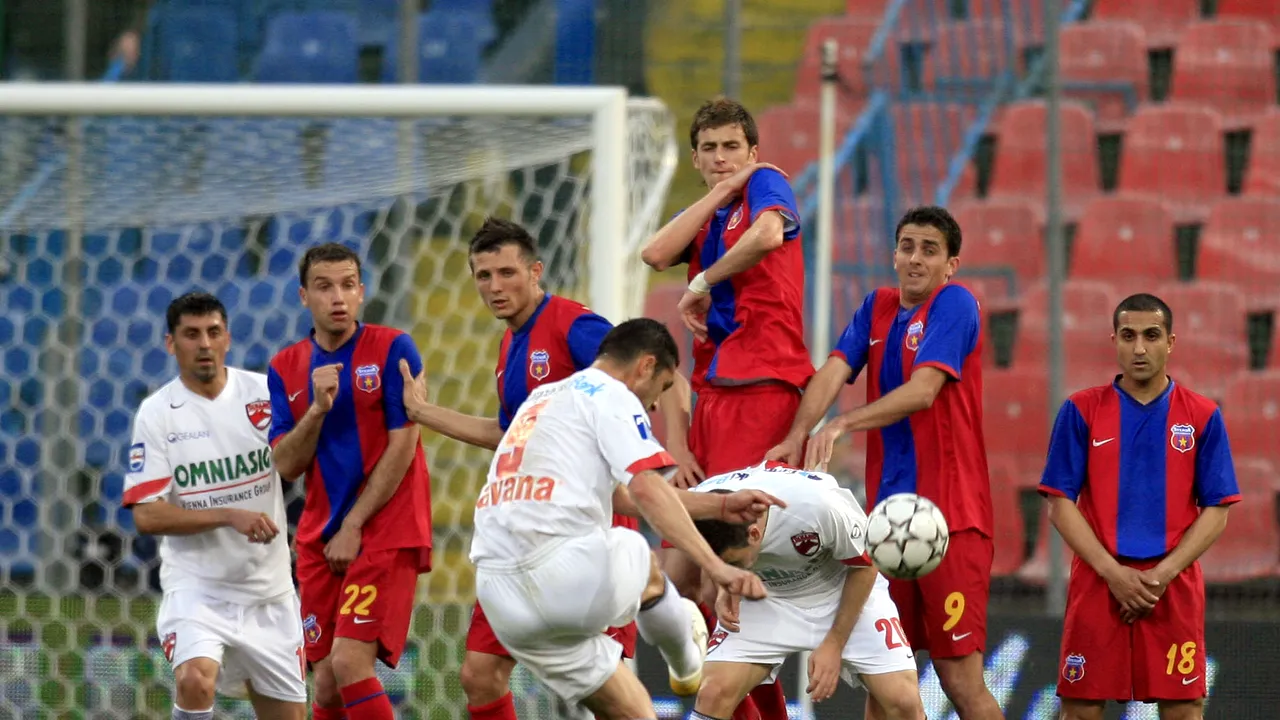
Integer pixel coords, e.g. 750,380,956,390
340,584,378,617
1166,642,1197,675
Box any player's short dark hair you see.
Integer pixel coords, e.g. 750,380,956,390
166,292,227,334
595,318,680,374
695,491,751,555
690,97,759,150
298,243,362,287
468,217,538,264
895,205,963,258
1113,293,1173,333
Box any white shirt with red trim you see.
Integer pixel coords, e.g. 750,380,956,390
123,367,293,604
470,367,675,566
693,464,877,609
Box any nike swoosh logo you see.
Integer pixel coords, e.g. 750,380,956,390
288,390,302,402
951,632,972,641
169,402,185,409
1182,676,1199,685
497,369,504,378
1092,438,1114,447
352,617,376,625
869,339,884,346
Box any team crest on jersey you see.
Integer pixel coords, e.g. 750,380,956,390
1062,653,1086,683
245,400,272,430
162,632,177,663
128,443,146,473
790,531,821,557
726,206,744,230
355,364,381,393
1170,424,1195,453
529,350,551,381
303,613,322,645
905,320,925,351
707,629,729,653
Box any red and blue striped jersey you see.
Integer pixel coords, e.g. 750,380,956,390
831,283,993,537
267,324,432,553
1039,379,1241,560
681,168,813,391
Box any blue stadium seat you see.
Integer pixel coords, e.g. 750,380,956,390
242,342,272,371
144,286,176,319
102,473,125,503
87,380,116,411
323,119,401,193
266,246,300,278
165,255,195,285
156,7,239,82
381,10,486,84
219,225,247,254
230,314,256,343
4,286,36,315
104,409,135,441
90,318,121,347
198,119,307,199
431,0,497,46
253,11,360,83
358,0,400,47
84,439,113,468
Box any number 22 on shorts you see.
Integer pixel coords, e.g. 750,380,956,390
340,584,378,621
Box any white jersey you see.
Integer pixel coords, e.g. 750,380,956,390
124,368,293,605
470,367,674,566
693,464,873,609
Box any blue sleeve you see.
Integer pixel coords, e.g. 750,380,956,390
1194,410,1241,507
383,334,424,430
914,286,980,380
744,168,801,240
567,314,614,370
831,292,875,383
267,366,294,445
498,403,513,432
1039,401,1090,501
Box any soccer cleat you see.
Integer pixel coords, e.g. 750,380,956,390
669,597,709,696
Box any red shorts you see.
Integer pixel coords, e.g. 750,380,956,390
1057,556,1206,702
296,544,427,668
888,530,992,659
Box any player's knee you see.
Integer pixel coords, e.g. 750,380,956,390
1156,699,1204,720
173,660,217,708
876,689,925,720
693,673,745,717
311,661,342,708
934,656,991,711
1059,700,1105,720
459,652,514,705
327,641,377,688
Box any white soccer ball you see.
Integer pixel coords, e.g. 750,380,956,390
865,493,950,580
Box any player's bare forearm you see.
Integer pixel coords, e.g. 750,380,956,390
342,425,421,531
701,212,785,285
132,500,234,536
788,359,851,440
1045,495,1122,578
1154,505,1230,581
640,184,735,270
824,566,877,648
658,373,693,447
833,367,948,433
612,484,725,521
628,470,724,570
272,406,327,481
409,402,504,451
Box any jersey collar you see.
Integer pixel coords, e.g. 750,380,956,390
512,295,552,337
310,322,364,355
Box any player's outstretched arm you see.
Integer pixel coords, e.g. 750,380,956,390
401,358,503,450
132,500,279,543
640,186,737,271
611,484,783,522
769,357,852,464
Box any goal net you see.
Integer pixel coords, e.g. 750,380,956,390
0,84,678,719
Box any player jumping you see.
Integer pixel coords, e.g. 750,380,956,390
1039,293,1239,720
269,244,432,720
640,96,814,720
689,462,926,720
768,206,1004,718
124,292,306,720
470,318,778,720
397,217,701,720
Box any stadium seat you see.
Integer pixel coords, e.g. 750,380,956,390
890,102,978,205
1070,194,1177,286
989,456,1029,577
845,0,891,19
1018,509,1075,586
253,11,359,83
1091,0,1200,49
968,0,1045,44
922,21,1016,100
1222,370,1280,464
357,0,400,47
988,100,1100,219
380,10,486,84
321,119,402,193
793,17,884,105
1017,279,1120,334
950,198,1043,288
834,197,893,267
1195,197,1280,309
154,6,239,82
1154,281,1248,343
756,103,842,178
1216,0,1280,41
1170,20,1276,130
1243,109,1280,197
1200,493,1279,582
1013,328,1116,370
1169,336,1248,400
1058,22,1148,133
1234,456,1280,495
1116,104,1227,223
983,368,1050,469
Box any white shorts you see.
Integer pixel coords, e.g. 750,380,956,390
707,575,916,688
474,527,652,705
156,589,307,704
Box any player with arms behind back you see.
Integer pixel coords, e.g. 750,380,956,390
689,463,925,720
269,244,431,720
640,96,813,720
397,217,701,720
768,206,1003,718
124,292,305,720
471,319,779,720
1039,294,1239,720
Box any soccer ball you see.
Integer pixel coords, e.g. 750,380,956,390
865,493,950,580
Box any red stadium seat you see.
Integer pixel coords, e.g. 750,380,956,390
1167,336,1248,401
989,457,1029,577
922,21,1016,99
988,100,1100,220
891,102,978,206
1222,370,1280,465
968,0,1045,44
643,282,693,377
1233,456,1279,495
1154,281,1248,343
1092,0,1200,49
1017,279,1120,335
1243,109,1280,197
983,368,1050,464
1059,22,1149,133
1070,194,1177,285
952,197,1043,289
834,197,892,266
845,0,892,20
1199,493,1280,583
756,103,825,178
1194,197,1280,310
1018,506,1076,586
1116,104,1227,223
1216,0,1280,41
794,17,885,106
1170,20,1277,130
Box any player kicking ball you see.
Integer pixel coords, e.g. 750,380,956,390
689,463,926,720
470,318,782,720
124,292,305,720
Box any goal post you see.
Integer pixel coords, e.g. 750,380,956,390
0,83,677,718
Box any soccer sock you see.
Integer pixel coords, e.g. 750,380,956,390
468,692,519,720
636,578,702,681
171,707,213,720
747,682,789,720
312,705,347,720
340,677,395,720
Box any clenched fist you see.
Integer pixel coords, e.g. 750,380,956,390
312,363,343,413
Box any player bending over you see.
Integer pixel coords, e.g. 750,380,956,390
398,217,700,720
269,244,433,720
470,318,776,720
1039,293,1239,720
124,292,305,720
688,463,925,720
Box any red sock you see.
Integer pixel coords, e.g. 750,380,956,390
312,706,347,720
731,696,763,720
468,692,519,720
748,682,789,720
339,677,395,720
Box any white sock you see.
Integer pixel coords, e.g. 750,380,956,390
172,706,214,720
636,577,703,680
